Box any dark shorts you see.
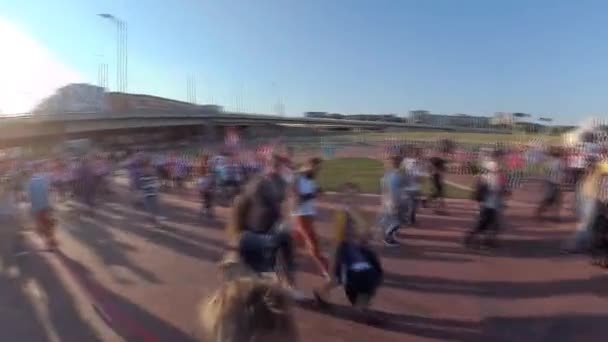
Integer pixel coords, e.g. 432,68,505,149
542,182,560,206
344,268,382,306
431,174,444,198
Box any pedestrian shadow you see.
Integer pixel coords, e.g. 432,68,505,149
56,253,199,342
377,242,475,263
398,231,578,260
486,237,573,259
298,300,479,341
382,272,608,299
4,233,103,341
95,204,226,264
60,214,162,285
482,313,608,342
98,201,227,251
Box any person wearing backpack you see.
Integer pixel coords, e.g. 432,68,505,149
313,183,383,322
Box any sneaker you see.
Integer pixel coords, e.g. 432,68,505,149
383,237,400,247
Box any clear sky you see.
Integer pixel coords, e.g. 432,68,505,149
2,0,608,124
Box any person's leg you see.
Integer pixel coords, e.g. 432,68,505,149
566,195,597,252
36,210,57,249
199,189,209,216
482,209,499,247
382,210,401,245
465,207,492,247
143,195,158,221
410,191,418,225
553,187,563,220
45,210,58,248
536,181,551,218
297,215,329,277
271,230,297,285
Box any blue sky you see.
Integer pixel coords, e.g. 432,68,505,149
2,0,608,123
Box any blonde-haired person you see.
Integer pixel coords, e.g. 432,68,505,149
200,277,298,342
314,183,383,320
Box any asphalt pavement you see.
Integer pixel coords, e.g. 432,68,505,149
7,180,608,342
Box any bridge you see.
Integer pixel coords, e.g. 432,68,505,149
0,111,509,147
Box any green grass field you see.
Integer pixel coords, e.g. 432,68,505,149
317,157,471,199
345,131,560,144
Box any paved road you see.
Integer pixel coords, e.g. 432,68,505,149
31,182,608,341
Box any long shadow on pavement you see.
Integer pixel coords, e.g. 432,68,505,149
482,313,608,342
68,202,225,265
6,234,104,341
299,300,480,342
61,212,162,285
382,272,608,299
57,252,198,342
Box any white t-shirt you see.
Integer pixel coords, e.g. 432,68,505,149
293,176,317,216
569,153,585,169
282,166,294,185
401,158,421,192
481,173,502,209
546,158,564,184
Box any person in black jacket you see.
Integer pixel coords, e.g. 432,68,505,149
228,154,303,300
427,149,448,214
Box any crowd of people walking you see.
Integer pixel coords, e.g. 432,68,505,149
2,132,608,341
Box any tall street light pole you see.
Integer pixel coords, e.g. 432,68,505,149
98,13,127,92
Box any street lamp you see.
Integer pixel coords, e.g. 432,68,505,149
98,13,127,92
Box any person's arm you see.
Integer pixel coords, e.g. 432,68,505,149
333,210,347,245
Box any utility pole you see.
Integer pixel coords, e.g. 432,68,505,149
99,14,128,92
187,75,197,104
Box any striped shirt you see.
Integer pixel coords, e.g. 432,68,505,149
139,174,159,197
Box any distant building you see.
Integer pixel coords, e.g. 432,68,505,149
409,110,489,127
33,83,108,115
33,84,223,115
408,110,431,123
491,112,515,126
304,112,328,118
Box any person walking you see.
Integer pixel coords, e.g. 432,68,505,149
464,160,508,249
427,149,448,214
536,147,565,221
313,183,383,322
291,157,329,279
27,163,58,250
380,154,408,247
401,146,423,226
563,154,608,253
139,158,165,223
198,153,214,218
229,154,302,300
